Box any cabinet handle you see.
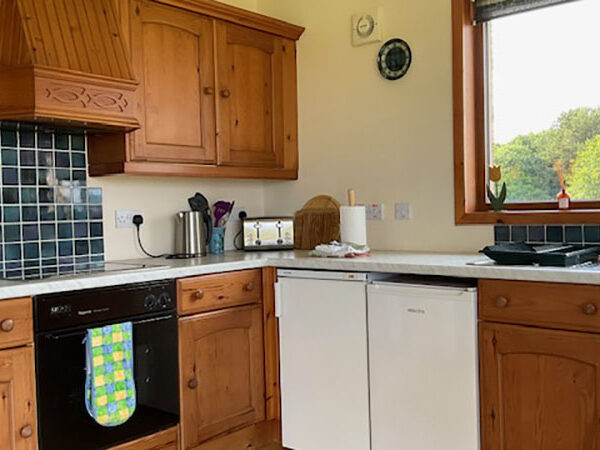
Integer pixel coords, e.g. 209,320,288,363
244,282,255,292
193,290,204,301
20,425,33,439
0,319,14,332
203,87,214,95
188,379,198,390
583,303,598,315
220,89,231,98
495,297,509,308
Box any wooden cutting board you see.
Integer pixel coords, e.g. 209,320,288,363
294,195,341,250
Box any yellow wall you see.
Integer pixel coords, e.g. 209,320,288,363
257,0,491,252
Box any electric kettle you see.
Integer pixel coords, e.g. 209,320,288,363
175,211,212,257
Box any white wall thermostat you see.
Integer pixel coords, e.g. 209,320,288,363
351,7,383,47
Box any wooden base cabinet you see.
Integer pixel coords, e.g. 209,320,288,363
179,304,266,449
479,279,600,450
0,346,37,450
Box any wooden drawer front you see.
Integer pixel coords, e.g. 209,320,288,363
109,426,178,449
178,270,262,315
479,279,600,332
0,298,32,350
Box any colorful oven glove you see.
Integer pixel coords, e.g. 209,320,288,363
85,322,136,427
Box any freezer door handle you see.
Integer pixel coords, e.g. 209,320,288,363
274,281,283,318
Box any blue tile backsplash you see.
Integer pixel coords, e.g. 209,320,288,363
0,122,104,280
495,224,600,246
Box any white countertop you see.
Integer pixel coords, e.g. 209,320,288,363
1,250,600,300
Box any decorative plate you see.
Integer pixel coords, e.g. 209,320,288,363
377,39,412,80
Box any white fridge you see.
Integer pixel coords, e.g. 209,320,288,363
368,279,480,450
276,269,371,450
276,270,480,450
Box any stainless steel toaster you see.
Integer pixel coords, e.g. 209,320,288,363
242,217,294,251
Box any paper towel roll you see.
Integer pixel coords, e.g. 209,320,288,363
340,206,367,246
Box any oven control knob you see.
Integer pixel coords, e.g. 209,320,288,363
144,294,158,310
158,293,173,309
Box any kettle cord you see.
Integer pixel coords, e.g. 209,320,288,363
233,230,243,250
133,215,170,258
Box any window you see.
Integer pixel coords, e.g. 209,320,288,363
487,0,600,203
453,0,600,223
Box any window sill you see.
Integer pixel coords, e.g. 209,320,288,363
457,209,600,225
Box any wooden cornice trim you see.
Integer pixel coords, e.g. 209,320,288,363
154,0,305,40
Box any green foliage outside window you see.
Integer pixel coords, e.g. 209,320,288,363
492,107,600,202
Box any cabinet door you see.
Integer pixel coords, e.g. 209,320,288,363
480,322,600,450
0,347,37,450
216,21,295,169
179,305,265,448
130,0,216,163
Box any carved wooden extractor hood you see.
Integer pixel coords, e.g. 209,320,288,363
0,0,139,130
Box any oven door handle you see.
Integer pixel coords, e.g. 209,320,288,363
45,314,176,340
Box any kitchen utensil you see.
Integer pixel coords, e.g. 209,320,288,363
175,211,211,257
294,195,341,250
188,193,209,212
213,201,233,227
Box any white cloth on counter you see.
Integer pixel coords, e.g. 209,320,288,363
309,241,371,258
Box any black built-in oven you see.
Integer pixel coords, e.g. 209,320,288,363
34,280,179,450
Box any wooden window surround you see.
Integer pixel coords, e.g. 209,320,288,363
452,0,600,225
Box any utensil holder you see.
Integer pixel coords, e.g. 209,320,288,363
209,227,226,254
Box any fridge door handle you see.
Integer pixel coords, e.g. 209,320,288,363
274,281,283,318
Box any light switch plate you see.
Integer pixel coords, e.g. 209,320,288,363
115,210,142,229
395,203,411,220
351,7,383,47
365,203,384,221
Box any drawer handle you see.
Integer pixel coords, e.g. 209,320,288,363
1,319,14,332
583,303,598,315
244,282,255,292
193,290,205,301
220,88,231,99
495,297,509,308
188,378,198,390
20,424,33,439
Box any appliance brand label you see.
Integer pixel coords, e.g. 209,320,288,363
407,308,425,314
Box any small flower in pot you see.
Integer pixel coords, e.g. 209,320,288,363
487,165,507,212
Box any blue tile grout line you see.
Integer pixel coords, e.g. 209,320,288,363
0,122,104,280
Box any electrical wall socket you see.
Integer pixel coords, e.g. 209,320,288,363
365,203,384,221
231,207,247,222
395,203,412,220
115,210,142,229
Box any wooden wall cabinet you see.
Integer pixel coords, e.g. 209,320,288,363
479,280,600,450
89,0,303,180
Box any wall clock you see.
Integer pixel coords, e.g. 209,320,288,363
377,38,412,80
